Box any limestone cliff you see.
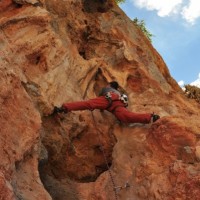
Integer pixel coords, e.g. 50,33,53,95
0,0,200,200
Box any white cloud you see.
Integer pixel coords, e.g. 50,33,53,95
133,0,183,16
131,0,200,24
178,80,185,87
190,73,200,88
181,0,200,25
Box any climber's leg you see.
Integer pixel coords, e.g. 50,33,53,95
62,96,109,111
113,106,152,124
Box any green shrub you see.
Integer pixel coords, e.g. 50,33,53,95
115,0,126,4
133,18,154,42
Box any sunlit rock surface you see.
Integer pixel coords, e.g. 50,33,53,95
0,0,200,199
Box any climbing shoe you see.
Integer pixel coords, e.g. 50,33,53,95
53,106,68,114
151,114,160,122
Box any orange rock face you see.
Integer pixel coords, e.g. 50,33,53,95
0,0,200,199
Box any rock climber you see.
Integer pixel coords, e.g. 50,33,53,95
53,81,160,124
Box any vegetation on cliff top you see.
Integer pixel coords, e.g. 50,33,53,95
115,0,126,4
133,18,154,42
114,0,154,42
184,84,200,103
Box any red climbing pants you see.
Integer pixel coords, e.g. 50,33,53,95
112,106,151,124
62,95,152,124
63,96,109,111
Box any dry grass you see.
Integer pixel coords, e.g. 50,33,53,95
184,84,200,103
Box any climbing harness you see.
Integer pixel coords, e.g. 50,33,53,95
105,92,128,109
91,111,119,200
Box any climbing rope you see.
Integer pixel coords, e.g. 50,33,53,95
90,111,119,200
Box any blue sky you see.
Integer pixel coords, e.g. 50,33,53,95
119,0,200,87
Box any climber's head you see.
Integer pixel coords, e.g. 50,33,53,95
109,81,119,90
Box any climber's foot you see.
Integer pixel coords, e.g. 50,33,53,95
151,114,160,122
52,106,68,115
